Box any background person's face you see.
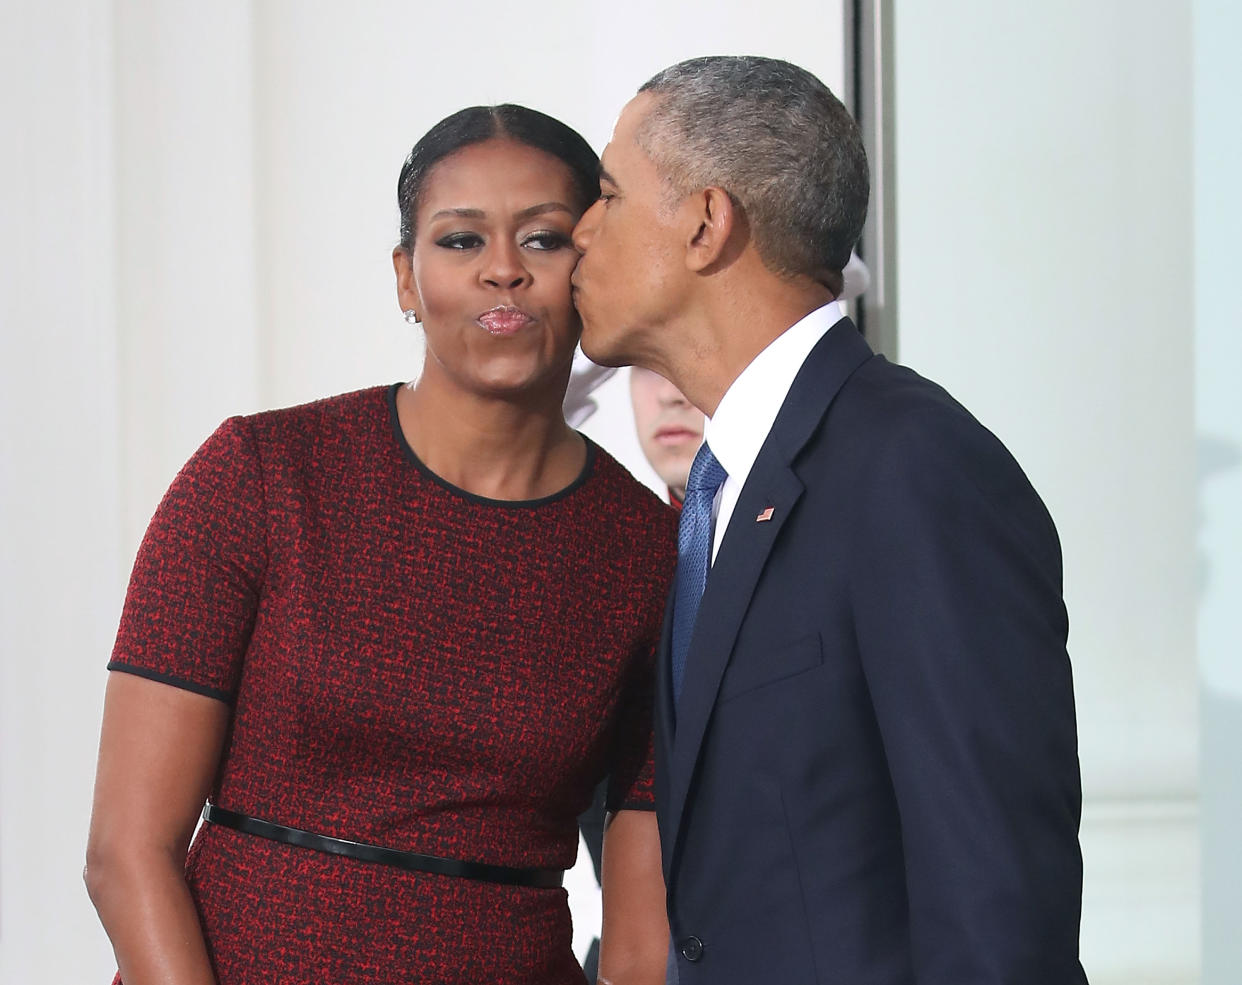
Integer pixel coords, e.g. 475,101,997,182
629,366,703,501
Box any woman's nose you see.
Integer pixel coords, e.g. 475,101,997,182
482,241,529,289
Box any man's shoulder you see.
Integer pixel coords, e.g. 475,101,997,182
800,356,1034,490
826,357,991,447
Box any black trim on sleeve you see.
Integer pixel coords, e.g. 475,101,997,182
106,662,235,704
607,798,657,814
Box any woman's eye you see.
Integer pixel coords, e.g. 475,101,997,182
523,231,572,251
435,232,483,250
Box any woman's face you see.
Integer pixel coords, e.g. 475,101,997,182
394,138,584,402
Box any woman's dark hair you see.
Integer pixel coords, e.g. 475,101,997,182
396,104,600,249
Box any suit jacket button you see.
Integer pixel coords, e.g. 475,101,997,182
679,936,704,962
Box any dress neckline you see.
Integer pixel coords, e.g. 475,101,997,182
385,383,596,509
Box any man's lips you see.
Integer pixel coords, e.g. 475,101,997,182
654,425,701,445
477,306,534,336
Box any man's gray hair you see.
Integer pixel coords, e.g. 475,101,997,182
638,56,869,289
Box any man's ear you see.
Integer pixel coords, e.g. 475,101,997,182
684,186,740,273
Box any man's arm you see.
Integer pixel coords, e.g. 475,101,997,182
851,407,1086,983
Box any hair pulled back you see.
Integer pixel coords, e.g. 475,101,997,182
396,105,600,249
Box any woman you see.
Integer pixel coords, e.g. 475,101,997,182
85,105,674,985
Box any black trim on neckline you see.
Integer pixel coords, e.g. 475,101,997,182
385,383,596,508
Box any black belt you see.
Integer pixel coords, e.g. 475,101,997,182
201,804,564,888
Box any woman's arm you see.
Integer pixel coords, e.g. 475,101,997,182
597,808,668,985
85,673,231,985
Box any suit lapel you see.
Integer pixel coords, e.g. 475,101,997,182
663,466,804,871
662,318,875,881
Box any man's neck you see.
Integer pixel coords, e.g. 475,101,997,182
673,277,835,417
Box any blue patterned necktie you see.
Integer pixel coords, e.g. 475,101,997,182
671,442,728,709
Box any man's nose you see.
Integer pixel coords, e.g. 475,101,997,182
572,199,602,252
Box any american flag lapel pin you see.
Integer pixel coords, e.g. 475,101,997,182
755,506,775,522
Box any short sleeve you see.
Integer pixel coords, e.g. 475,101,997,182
108,416,268,702
605,641,658,813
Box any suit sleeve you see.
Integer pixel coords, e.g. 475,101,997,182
850,407,1085,983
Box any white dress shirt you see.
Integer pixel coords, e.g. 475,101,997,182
703,300,844,562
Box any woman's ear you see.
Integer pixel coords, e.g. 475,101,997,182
392,246,418,314
684,186,739,273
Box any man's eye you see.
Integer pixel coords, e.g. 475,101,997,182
435,233,483,250
523,231,572,251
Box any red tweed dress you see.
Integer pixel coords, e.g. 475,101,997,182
107,384,677,985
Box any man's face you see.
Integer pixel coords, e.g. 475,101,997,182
571,94,690,369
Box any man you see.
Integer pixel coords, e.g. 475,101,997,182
629,367,704,507
572,55,1087,985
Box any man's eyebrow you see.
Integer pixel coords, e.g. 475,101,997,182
599,168,619,189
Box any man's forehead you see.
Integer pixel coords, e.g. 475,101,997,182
600,93,656,179
614,92,655,140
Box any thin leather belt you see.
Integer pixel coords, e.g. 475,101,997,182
202,804,564,888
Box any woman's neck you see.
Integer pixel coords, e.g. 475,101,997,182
395,377,584,501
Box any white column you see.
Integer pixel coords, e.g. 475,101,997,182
1194,2,1242,983
113,0,262,548
1,3,263,979
890,2,1197,982
0,2,122,979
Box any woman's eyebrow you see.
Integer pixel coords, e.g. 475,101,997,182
514,202,575,221
427,203,574,222
429,207,485,221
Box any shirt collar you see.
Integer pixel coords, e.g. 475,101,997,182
704,301,844,492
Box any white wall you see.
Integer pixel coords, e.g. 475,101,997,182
1194,3,1242,983
0,4,844,981
2,2,123,980
890,2,1197,982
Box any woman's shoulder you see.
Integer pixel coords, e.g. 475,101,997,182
213,385,392,460
581,439,679,539
177,386,396,491
243,384,392,434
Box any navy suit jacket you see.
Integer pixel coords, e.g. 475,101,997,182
657,319,1087,985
